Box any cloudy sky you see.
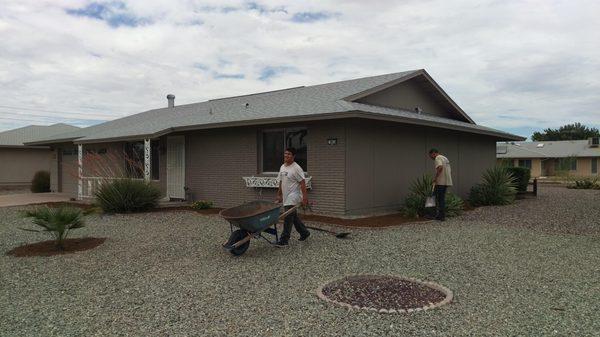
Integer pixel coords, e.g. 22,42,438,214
1,0,599,138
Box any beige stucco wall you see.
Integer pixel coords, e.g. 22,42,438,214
0,147,51,188
496,157,600,177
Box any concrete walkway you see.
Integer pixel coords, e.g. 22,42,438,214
0,193,72,208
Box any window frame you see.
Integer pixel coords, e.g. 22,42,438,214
518,159,532,169
592,158,598,174
259,127,308,174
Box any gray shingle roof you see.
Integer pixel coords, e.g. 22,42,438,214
497,140,600,158
26,70,523,145
0,123,80,147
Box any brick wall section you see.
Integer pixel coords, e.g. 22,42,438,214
184,127,259,208
182,121,347,215
306,121,346,215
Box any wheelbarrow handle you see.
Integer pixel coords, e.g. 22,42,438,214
278,204,300,220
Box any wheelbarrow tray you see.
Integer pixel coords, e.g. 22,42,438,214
219,200,281,233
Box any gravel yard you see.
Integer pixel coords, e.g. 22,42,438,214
1,186,599,336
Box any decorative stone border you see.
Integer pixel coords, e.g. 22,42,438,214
316,274,453,314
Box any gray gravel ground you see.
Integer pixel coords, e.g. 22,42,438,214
1,186,599,336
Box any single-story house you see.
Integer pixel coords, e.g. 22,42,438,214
496,139,600,178
28,69,522,216
0,123,80,190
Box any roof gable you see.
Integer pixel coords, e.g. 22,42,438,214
344,70,474,124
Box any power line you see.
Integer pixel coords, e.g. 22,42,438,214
0,110,110,121
0,105,124,119
0,116,96,125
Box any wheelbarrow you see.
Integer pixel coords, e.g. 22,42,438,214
219,200,299,256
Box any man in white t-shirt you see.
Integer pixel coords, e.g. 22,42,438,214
429,148,453,221
275,147,310,246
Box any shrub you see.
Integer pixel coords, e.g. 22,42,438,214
506,167,531,192
30,170,50,193
94,179,161,213
20,206,85,250
401,174,464,218
191,200,213,210
567,178,600,189
469,166,517,206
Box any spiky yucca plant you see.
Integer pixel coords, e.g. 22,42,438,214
402,174,464,218
469,166,517,206
94,178,161,213
21,206,85,250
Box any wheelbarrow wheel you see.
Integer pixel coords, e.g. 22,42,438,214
228,229,250,256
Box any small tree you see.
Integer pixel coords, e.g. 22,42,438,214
531,123,599,141
20,206,86,250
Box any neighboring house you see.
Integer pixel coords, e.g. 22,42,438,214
496,138,600,178
28,70,522,216
0,123,80,190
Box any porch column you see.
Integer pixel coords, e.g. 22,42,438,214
77,144,83,200
144,139,151,181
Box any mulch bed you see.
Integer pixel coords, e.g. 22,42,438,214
27,203,476,228
320,275,448,311
6,238,106,257
301,213,427,228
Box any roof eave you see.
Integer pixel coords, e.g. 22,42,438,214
0,145,50,149
24,137,82,146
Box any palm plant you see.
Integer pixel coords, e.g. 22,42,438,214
21,206,86,250
402,174,464,218
469,166,517,206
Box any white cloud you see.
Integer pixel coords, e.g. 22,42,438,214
0,0,598,137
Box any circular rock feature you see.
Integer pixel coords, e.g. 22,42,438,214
317,275,452,313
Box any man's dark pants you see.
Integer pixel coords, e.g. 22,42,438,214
280,205,310,243
434,185,448,220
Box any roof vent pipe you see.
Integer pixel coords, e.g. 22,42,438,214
167,94,175,108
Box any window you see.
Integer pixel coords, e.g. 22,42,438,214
518,159,532,169
555,158,577,172
261,128,307,172
592,158,597,174
124,141,160,180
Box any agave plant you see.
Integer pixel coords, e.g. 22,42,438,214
469,166,518,206
401,174,464,218
21,206,86,250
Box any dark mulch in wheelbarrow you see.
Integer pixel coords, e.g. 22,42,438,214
6,238,106,257
321,275,447,310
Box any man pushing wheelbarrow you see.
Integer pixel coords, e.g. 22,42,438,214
274,147,310,246
219,147,310,255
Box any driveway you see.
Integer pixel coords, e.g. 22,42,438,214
0,186,599,336
0,192,71,207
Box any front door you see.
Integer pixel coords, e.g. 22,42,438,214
167,136,185,199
